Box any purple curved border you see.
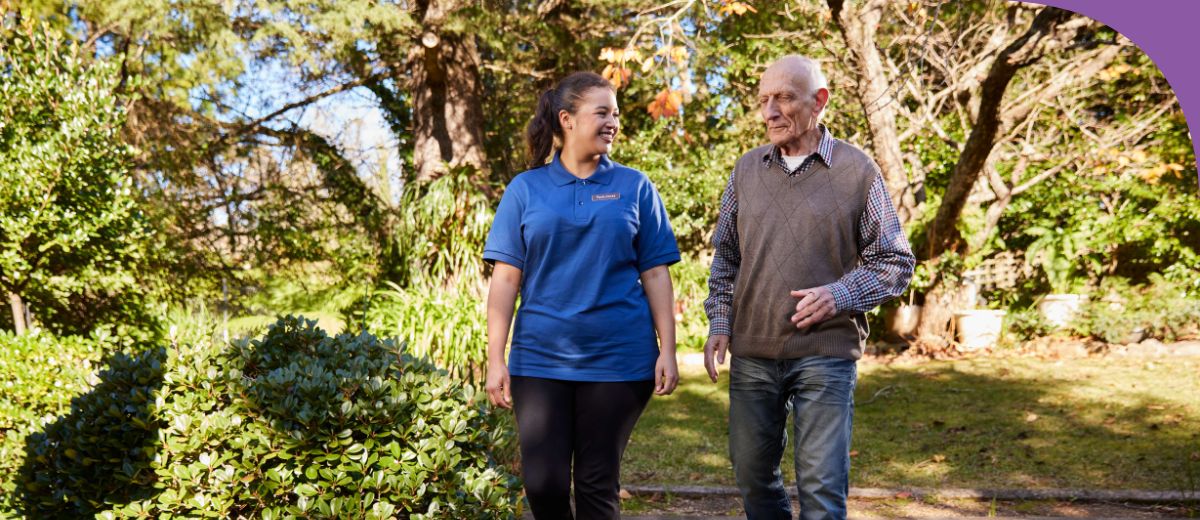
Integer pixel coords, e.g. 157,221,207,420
1023,0,1200,187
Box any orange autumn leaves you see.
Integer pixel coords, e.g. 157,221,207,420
649,89,685,119
718,0,757,15
599,45,687,120
599,0,756,120
599,47,639,89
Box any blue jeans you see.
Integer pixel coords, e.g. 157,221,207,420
728,355,857,520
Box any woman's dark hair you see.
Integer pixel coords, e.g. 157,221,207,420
526,71,613,169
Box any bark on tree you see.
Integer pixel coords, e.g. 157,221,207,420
915,6,1075,347
923,7,1073,261
409,0,488,182
8,292,26,335
829,0,918,224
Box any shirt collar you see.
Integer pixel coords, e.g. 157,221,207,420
547,152,615,186
761,124,836,168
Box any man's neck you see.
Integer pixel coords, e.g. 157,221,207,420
559,147,601,179
778,126,822,157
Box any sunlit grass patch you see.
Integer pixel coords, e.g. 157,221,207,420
625,355,1200,491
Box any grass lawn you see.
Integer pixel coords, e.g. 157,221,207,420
623,355,1200,492
226,311,345,337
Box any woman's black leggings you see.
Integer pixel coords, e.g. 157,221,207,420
510,376,654,520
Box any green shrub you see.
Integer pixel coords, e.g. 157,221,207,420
361,281,488,383
1,22,163,340
390,168,496,288
0,332,108,514
18,317,521,518
672,255,712,352
1003,305,1055,344
614,120,732,255
1080,275,1200,344
20,347,166,514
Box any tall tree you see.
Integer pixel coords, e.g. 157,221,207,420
910,6,1121,348
829,0,918,223
408,0,489,181
0,21,156,336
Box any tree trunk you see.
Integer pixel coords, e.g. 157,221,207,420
914,280,956,354
912,7,1074,352
8,292,26,335
410,0,488,182
829,0,917,224
924,7,1072,260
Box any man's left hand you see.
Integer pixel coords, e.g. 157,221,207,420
790,286,837,330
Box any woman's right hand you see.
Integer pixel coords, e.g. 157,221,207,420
485,360,512,409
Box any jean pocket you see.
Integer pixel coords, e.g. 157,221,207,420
729,356,779,392
795,357,857,406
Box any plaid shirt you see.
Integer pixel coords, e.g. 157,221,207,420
704,126,915,337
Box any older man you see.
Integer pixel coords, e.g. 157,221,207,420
703,55,915,519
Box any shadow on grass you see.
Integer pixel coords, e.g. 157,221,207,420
852,359,1200,493
627,360,1200,493
623,367,731,486
18,347,166,517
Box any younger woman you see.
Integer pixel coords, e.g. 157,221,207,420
483,71,680,520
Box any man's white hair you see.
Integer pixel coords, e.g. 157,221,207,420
767,55,829,120
778,54,828,95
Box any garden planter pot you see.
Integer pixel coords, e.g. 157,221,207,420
954,309,1006,351
1038,294,1088,329
884,304,922,339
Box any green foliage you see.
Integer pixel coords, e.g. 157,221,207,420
615,122,734,255
0,332,109,513
997,45,1197,302
361,280,488,382
240,270,368,325
390,168,496,288
1024,226,1089,294
1076,275,1200,344
0,22,159,338
670,255,713,352
1002,305,1055,344
17,317,521,518
20,347,166,515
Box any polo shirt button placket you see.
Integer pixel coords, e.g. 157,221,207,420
575,180,584,220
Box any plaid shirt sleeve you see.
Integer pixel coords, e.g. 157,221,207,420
704,169,739,337
823,174,916,313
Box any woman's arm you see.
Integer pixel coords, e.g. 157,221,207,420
640,265,678,395
486,262,522,409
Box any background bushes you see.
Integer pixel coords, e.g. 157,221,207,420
1077,274,1200,344
13,317,521,519
0,332,108,512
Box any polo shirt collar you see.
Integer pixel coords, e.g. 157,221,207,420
761,124,836,168
548,152,616,186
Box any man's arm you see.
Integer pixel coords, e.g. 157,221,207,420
825,174,916,313
703,169,739,381
704,170,740,336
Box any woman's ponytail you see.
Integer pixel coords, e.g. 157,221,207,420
526,87,559,169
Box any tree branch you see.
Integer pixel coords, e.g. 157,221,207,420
924,6,1074,259
220,73,386,144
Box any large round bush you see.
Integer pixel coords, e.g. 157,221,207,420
20,317,520,518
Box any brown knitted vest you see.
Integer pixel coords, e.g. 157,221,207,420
729,142,878,360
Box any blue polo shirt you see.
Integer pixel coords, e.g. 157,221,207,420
483,154,680,382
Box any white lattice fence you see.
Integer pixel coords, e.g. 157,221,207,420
963,251,1033,291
